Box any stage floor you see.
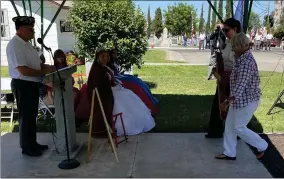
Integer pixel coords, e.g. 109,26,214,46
1,133,271,178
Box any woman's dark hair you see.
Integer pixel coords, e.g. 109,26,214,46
54,49,67,67
95,48,108,62
108,48,118,64
223,18,241,33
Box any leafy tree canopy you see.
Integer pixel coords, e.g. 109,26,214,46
69,0,148,70
248,11,261,32
164,3,198,36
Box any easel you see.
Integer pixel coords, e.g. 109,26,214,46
267,89,284,115
87,88,119,163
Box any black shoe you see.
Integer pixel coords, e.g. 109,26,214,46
205,133,223,138
36,143,49,151
22,148,42,157
215,154,236,160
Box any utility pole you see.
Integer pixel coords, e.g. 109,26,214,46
267,0,270,31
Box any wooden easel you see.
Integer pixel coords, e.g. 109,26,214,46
87,88,119,163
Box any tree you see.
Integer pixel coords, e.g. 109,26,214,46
225,0,232,19
210,0,217,32
164,3,198,36
147,6,151,38
248,11,261,32
152,7,163,39
205,5,211,34
217,0,223,23
69,0,148,70
274,9,284,39
198,4,205,34
263,14,274,30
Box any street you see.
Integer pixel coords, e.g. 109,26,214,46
168,47,284,72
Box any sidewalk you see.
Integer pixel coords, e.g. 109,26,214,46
1,133,271,178
144,62,205,66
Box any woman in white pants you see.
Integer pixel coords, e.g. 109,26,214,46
215,33,269,160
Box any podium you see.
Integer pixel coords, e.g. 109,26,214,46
43,65,83,159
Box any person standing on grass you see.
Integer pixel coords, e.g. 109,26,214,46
199,33,205,50
7,16,55,157
206,18,241,139
215,33,269,160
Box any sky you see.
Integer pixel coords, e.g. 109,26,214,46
134,1,274,23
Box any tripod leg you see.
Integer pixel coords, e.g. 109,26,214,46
95,88,119,163
87,90,95,162
267,90,284,115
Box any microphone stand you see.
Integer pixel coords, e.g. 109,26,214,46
46,48,80,170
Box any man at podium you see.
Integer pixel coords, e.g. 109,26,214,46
6,16,55,157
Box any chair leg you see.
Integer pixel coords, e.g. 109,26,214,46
112,117,118,148
119,113,128,142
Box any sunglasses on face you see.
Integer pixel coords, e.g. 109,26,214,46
222,28,231,33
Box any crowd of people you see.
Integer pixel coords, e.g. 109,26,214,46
7,15,270,161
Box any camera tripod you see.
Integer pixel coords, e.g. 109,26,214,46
267,89,284,115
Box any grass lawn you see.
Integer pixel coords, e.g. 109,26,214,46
1,62,284,133
143,49,186,63
133,66,284,133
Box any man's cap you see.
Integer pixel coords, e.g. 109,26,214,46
12,16,35,27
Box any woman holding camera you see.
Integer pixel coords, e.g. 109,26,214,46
205,18,241,138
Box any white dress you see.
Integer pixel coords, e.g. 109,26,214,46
112,84,156,136
104,66,155,136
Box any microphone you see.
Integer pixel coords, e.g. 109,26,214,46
37,38,51,51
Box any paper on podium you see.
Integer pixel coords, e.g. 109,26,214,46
43,65,77,84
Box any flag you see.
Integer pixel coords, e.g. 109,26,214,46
234,0,244,29
250,26,255,38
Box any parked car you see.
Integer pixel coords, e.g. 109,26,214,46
260,39,277,49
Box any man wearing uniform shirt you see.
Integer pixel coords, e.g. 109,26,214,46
266,31,273,51
254,33,261,50
6,16,55,157
199,33,205,50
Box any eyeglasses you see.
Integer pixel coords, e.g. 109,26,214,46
222,28,231,33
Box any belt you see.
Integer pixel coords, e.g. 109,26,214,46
12,78,40,84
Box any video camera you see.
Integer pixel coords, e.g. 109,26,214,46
210,25,226,51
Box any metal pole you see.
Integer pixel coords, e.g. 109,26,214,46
41,0,44,51
10,0,20,16
247,0,253,32
21,0,27,16
27,0,36,46
42,0,66,39
243,0,249,33
231,0,234,18
207,0,224,23
27,0,32,16
267,1,270,30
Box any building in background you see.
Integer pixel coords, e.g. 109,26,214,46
1,1,75,66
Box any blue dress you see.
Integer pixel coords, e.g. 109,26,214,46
113,63,159,105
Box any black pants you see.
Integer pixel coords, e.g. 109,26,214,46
11,79,39,149
207,87,224,135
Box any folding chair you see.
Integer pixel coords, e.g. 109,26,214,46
111,112,128,148
1,94,17,127
38,98,55,120
1,78,18,126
